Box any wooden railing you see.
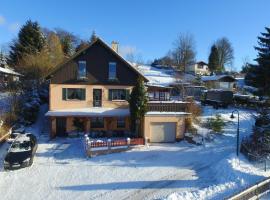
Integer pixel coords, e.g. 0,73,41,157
88,138,145,148
147,102,189,112
226,178,270,200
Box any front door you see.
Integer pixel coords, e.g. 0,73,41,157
93,89,102,107
56,117,67,137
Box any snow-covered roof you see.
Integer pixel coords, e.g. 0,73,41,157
129,63,197,87
45,108,130,117
201,75,236,82
145,111,190,116
0,67,22,76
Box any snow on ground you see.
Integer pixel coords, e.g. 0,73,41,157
0,105,268,200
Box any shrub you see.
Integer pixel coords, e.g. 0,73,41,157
185,117,197,134
73,118,85,132
186,100,202,122
207,114,225,133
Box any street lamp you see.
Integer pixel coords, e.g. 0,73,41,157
230,110,240,157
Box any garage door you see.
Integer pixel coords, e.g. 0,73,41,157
150,122,176,143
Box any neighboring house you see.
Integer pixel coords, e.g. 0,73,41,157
185,61,210,75
201,75,236,91
46,37,189,143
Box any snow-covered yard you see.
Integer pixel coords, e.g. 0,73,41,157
0,106,269,200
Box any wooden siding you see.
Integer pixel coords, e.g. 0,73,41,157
50,40,140,86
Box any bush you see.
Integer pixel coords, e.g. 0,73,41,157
186,100,202,123
185,117,197,134
207,114,225,133
73,118,85,132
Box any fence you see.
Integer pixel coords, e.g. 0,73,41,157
84,136,145,157
226,178,270,200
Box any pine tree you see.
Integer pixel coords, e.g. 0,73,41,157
245,27,270,96
8,20,45,66
90,31,97,43
208,45,219,73
0,51,7,68
75,40,89,52
128,77,148,136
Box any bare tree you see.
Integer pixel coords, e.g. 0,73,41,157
215,37,234,71
172,33,196,71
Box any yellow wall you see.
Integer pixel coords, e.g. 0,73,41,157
143,115,186,142
49,84,133,110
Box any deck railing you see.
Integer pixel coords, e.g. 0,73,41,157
147,102,189,112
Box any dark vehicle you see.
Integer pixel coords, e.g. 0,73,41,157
201,90,233,109
4,134,37,170
233,94,266,108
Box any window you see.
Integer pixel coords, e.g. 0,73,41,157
78,61,86,79
108,89,129,100
91,117,104,128
62,88,86,100
117,117,126,128
108,62,116,80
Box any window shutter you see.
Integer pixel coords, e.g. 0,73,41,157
81,89,86,100
109,90,112,100
62,88,67,100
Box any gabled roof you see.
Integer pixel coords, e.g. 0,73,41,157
201,75,236,82
46,37,148,81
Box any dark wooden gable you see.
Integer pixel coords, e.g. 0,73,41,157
50,39,145,85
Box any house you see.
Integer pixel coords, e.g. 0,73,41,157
201,75,236,91
45,37,190,143
185,61,210,75
0,53,22,87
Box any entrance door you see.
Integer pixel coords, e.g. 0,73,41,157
93,89,102,107
56,117,67,137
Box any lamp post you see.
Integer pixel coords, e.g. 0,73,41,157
230,110,240,157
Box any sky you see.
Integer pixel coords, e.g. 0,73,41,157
0,0,270,71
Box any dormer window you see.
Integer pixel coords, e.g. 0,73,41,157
78,61,86,79
108,62,116,80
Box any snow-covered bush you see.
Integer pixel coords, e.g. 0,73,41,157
207,114,225,133
241,109,270,160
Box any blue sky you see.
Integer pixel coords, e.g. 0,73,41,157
0,0,270,70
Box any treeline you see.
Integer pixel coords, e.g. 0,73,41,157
152,33,234,73
7,20,96,80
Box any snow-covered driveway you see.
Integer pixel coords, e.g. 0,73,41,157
0,106,268,200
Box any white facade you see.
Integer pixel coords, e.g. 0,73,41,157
185,62,210,75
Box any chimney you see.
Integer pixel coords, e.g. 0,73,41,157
111,41,119,53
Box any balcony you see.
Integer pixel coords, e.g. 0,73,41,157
147,101,189,112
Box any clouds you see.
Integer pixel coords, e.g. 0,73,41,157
0,14,20,33
8,22,20,32
0,15,5,25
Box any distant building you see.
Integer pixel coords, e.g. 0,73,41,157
201,75,236,91
185,61,210,75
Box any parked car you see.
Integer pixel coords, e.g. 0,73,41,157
201,89,233,108
4,133,37,170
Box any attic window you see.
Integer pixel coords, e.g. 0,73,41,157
78,61,86,79
108,62,116,80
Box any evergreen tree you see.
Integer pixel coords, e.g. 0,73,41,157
8,20,45,66
75,40,89,52
128,77,148,136
0,51,7,68
208,45,219,73
90,31,97,43
245,27,270,95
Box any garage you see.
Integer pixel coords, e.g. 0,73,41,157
150,122,176,143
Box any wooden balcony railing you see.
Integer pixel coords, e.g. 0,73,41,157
147,102,189,112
